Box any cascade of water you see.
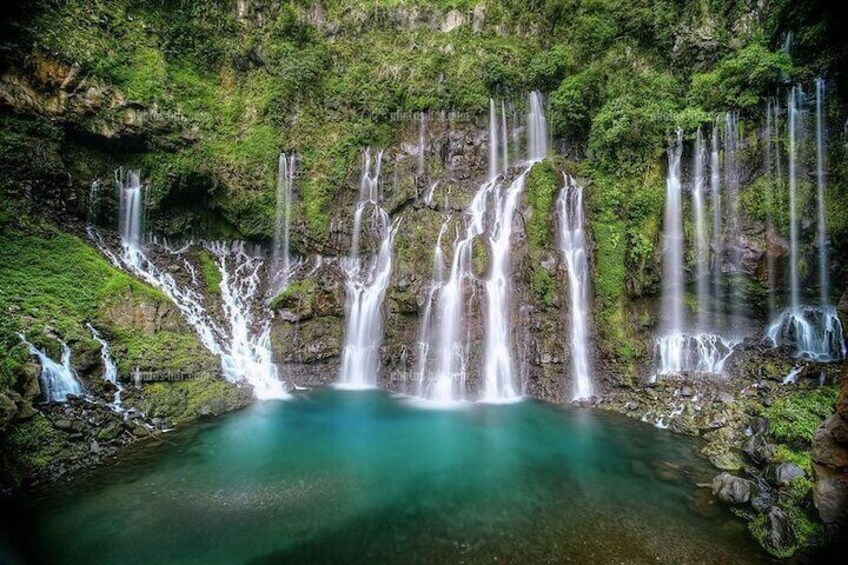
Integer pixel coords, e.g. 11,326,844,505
724,113,745,320
557,174,595,400
97,171,289,399
766,83,844,361
19,334,83,402
765,99,777,316
661,131,685,338
815,78,829,305
500,100,509,174
86,323,123,409
211,241,288,400
272,153,296,291
527,91,548,161
692,129,710,328
415,219,457,402
710,125,723,326
117,170,144,254
654,131,738,377
338,150,398,389
481,169,529,402
415,92,548,403
88,179,101,227
788,86,802,311
488,99,499,182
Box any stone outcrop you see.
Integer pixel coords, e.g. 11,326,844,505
812,361,848,531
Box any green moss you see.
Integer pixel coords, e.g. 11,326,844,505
764,387,838,447
531,267,557,309
270,279,317,310
525,159,559,252
197,250,221,294
131,375,250,424
1,413,69,479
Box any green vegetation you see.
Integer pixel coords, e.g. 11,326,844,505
525,159,559,252
197,250,222,295
764,387,838,447
130,376,251,424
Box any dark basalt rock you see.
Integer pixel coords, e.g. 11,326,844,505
712,472,756,505
766,462,805,487
743,433,776,465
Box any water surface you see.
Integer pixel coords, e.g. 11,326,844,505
14,390,764,563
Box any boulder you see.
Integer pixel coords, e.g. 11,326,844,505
763,507,796,554
767,462,805,486
744,433,776,464
712,472,756,505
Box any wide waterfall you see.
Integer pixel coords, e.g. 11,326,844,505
87,323,124,409
19,334,83,402
94,170,289,399
653,130,738,377
272,153,296,292
557,174,595,400
338,150,398,389
415,92,547,404
767,81,846,361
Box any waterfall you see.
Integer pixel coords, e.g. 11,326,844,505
93,171,289,399
87,323,123,410
500,100,509,174
653,131,738,377
417,112,427,176
489,99,499,182
338,149,398,389
527,91,548,160
272,153,296,291
710,125,723,326
118,169,144,253
765,99,779,316
660,132,685,339
416,92,547,403
692,128,710,328
480,169,528,402
788,86,802,312
415,218,459,402
815,78,829,305
766,82,845,361
557,174,595,400
19,334,83,402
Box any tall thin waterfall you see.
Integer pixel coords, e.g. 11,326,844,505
87,323,123,409
19,334,83,402
415,218,458,402
118,169,144,253
500,100,509,174
815,78,829,305
710,125,723,326
765,98,779,316
788,86,802,311
97,171,289,399
416,92,547,403
660,132,685,339
527,91,548,160
557,174,595,400
481,168,528,402
338,149,398,389
692,129,710,328
489,99,500,182
767,82,845,361
272,153,296,291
